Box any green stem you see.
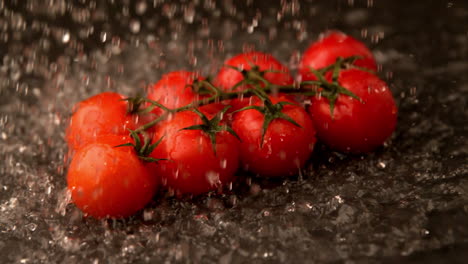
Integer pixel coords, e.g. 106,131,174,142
131,57,365,134
134,114,168,133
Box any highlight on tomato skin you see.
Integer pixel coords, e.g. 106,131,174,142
308,69,397,153
149,110,240,196
232,95,316,178
298,30,377,81
65,92,142,151
67,135,159,219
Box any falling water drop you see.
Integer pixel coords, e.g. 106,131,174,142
135,1,148,15
130,20,141,34
377,161,387,169
61,32,70,43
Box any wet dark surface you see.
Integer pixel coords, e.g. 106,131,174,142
0,0,467,263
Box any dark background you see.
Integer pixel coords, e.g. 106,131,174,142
0,0,466,263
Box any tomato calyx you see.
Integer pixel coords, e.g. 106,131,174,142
304,57,362,117
315,55,370,76
180,106,240,154
224,64,286,92
116,130,166,163
234,89,301,148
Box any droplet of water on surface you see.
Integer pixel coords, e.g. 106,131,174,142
250,183,261,195
55,188,72,216
207,197,224,210
334,195,344,204
286,202,295,212
25,223,37,232
206,171,221,187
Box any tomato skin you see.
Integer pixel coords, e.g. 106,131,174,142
66,92,140,151
147,71,222,115
232,95,316,177
67,135,158,219
150,111,240,195
299,31,377,80
308,69,397,153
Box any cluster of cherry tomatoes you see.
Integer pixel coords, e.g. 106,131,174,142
65,31,398,219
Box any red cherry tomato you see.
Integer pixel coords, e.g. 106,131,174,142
299,31,377,81
214,51,294,92
308,69,397,153
147,71,222,115
214,52,294,112
67,135,158,219
232,95,316,177
150,111,240,195
66,92,141,151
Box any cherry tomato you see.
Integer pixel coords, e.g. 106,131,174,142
299,31,377,81
214,51,294,92
147,71,222,115
67,135,158,219
213,52,294,113
150,111,240,195
66,92,141,151
232,95,316,177
308,69,397,153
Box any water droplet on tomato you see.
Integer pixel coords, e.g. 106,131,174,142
220,159,227,168
143,209,154,221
